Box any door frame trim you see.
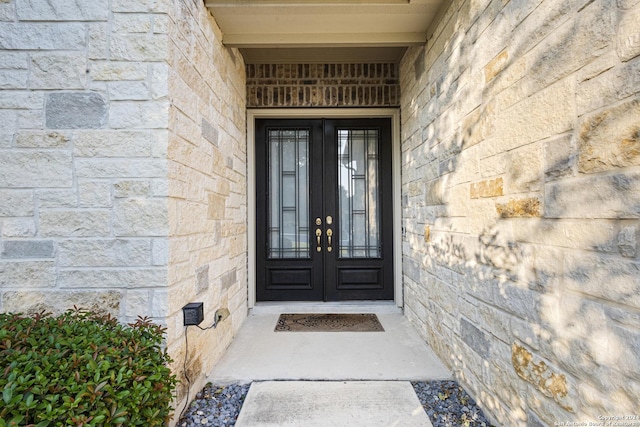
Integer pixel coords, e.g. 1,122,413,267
247,108,402,309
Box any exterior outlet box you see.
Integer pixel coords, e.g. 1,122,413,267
183,302,204,326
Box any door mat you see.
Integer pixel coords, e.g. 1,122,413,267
275,313,384,332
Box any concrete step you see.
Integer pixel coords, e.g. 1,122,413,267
235,381,434,427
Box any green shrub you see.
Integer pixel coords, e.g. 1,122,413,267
0,308,178,427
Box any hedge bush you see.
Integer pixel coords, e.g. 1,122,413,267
0,308,178,427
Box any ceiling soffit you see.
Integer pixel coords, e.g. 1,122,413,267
205,0,448,64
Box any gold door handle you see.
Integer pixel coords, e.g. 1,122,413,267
326,229,333,252
316,228,322,252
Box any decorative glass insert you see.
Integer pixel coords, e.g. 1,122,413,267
268,129,310,258
338,129,381,258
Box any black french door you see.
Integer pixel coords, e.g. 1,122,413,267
256,118,393,301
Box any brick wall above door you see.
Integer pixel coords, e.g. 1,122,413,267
246,64,399,108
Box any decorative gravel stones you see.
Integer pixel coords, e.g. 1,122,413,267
179,381,494,427
179,383,250,427
412,381,495,427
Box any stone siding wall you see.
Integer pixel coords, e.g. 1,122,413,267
165,0,248,415
246,63,399,107
0,0,170,322
400,0,640,425
0,1,247,423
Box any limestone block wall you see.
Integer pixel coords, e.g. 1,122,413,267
400,0,640,425
0,0,248,421
165,0,248,414
0,0,170,321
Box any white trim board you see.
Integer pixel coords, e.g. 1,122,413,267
247,108,403,309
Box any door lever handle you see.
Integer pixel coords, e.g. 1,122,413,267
316,228,322,252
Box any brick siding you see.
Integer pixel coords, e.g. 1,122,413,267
246,63,400,107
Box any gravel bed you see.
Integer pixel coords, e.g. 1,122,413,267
412,381,495,427
179,381,494,427
178,383,250,427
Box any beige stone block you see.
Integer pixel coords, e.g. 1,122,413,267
174,201,210,236
424,179,444,205
528,0,615,89
485,49,509,83
217,179,230,197
1,218,37,237
578,97,640,174
78,180,112,208
152,238,168,266
113,13,152,34
470,177,503,199
564,252,640,309
18,109,43,129
207,192,226,220
41,210,110,237
76,158,167,179
114,198,168,237
109,34,169,62
546,171,640,218
0,189,33,217
0,91,42,110
153,14,170,34
461,105,493,149
151,179,168,197
108,81,150,101
30,52,86,90
0,151,73,188
109,100,169,129
0,69,27,89
618,226,637,257
507,142,543,193
58,239,151,267
15,131,70,148
124,289,151,317
90,62,148,81
151,289,168,317
617,4,640,61
114,180,150,198
0,260,55,288
151,63,169,99
496,197,541,218
17,0,108,21
74,130,155,157
479,152,507,178
524,387,579,426
576,53,638,115
58,267,167,289
486,78,574,156
446,183,471,217
88,23,108,60
2,290,121,317
544,134,575,181
510,219,617,254
512,342,575,412
37,190,77,208
112,0,171,13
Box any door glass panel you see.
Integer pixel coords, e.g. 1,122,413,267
268,129,310,258
338,129,381,258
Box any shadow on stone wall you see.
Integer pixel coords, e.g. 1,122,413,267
403,0,640,424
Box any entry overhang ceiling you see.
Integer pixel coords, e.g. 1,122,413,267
205,0,448,64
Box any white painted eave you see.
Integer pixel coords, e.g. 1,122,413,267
205,0,448,63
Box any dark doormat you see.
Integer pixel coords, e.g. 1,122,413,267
275,313,385,332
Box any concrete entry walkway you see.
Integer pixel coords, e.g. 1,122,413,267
208,302,451,382
208,302,449,426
